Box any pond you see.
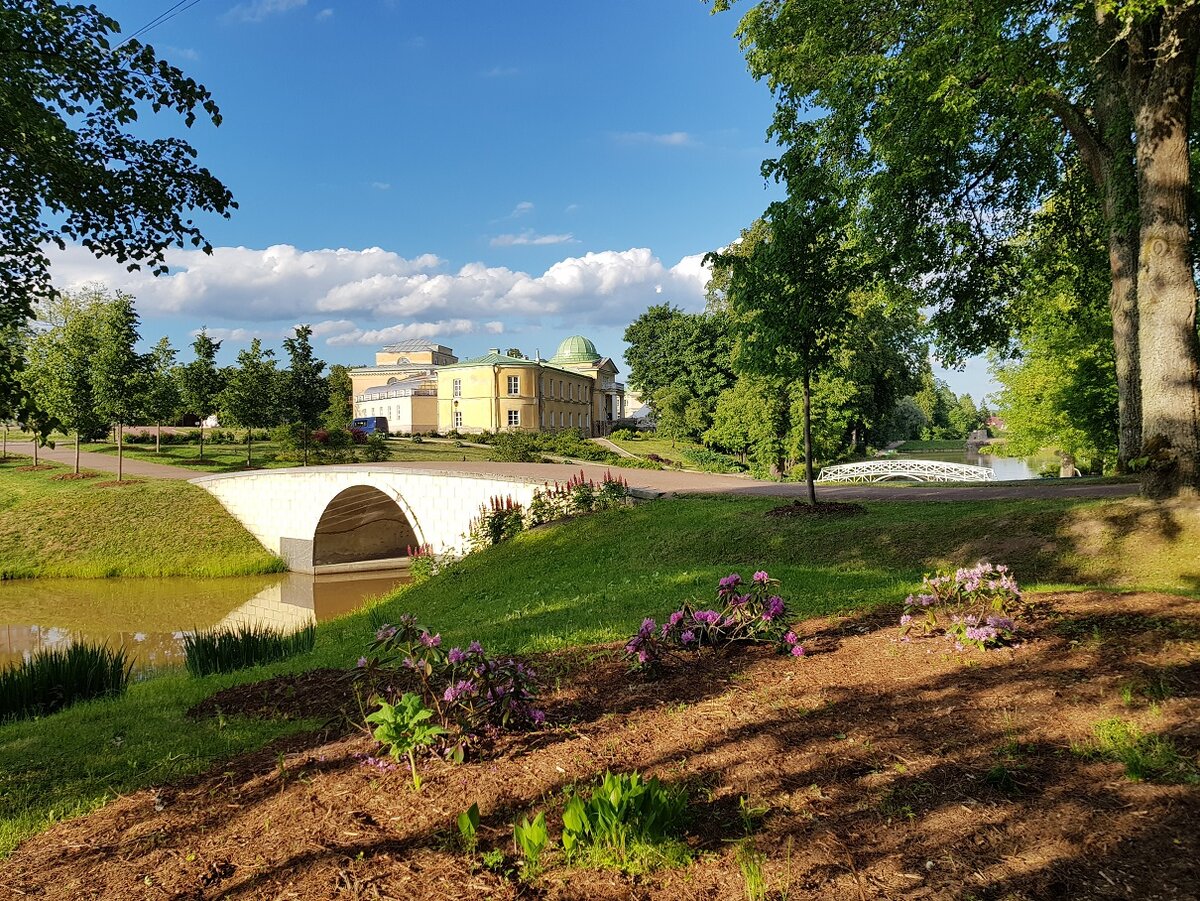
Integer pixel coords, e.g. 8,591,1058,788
0,569,410,673
893,447,1058,481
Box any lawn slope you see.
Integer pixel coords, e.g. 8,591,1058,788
0,458,285,579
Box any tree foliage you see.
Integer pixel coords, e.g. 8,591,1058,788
282,325,327,465
220,339,280,466
622,304,735,412
179,331,225,461
0,2,234,437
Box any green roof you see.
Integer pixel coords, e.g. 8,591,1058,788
549,335,601,365
438,351,540,369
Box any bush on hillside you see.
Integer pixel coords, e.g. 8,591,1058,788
1,643,132,722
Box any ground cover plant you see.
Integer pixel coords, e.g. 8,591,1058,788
898,561,1026,650
0,643,131,722
0,457,286,579
625,570,805,671
0,494,1198,862
182,623,317,677
1073,717,1198,784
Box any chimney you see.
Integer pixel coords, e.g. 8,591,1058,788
489,347,501,355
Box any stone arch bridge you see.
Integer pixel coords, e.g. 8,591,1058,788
191,466,543,574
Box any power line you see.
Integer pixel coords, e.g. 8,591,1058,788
117,0,204,48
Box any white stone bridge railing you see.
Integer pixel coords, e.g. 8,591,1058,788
817,459,995,483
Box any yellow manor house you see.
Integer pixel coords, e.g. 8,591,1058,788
351,336,626,436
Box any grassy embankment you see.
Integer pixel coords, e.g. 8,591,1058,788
1,479,1198,855
0,457,285,579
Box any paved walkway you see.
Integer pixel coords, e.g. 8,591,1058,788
5,442,202,480
5,443,1139,501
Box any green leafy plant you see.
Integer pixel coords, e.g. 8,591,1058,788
513,811,548,878
457,802,480,854
364,692,448,790
1075,718,1198,784
561,771,691,873
480,848,506,872
182,622,315,677
736,840,767,901
0,642,131,722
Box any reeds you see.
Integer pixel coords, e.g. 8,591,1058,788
182,622,316,677
0,642,132,722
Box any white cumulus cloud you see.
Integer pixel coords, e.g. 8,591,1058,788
224,0,307,23
490,231,575,247
612,131,695,147
47,242,712,344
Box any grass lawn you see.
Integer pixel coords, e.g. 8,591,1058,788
1,492,1198,856
0,458,285,579
608,434,709,464
80,436,495,473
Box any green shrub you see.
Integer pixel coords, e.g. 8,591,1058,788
182,623,316,677
363,432,390,462
609,428,637,441
365,692,447,790
561,771,691,873
611,456,663,470
488,430,541,462
513,811,549,878
0,643,132,722
682,448,746,473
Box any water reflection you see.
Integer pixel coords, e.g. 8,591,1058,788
0,570,409,673
894,448,1055,481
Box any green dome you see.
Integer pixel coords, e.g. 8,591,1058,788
549,335,601,364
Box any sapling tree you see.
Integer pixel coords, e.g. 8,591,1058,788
179,331,225,460
144,337,181,454
91,294,150,481
323,364,354,432
706,165,856,503
21,290,106,474
219,339,281,467
281,325,327,465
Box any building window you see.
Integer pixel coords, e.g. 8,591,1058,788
508,409,520,427
569,412,574,427
508,375,520,395
454,411,463,429
452,378,462,398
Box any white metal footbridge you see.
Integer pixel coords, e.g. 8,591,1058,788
817,459,995,483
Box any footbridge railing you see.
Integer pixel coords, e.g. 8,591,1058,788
817,459,995,483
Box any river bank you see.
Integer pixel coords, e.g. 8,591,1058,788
0,457,285,579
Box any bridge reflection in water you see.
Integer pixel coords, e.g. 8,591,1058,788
0,569,409,673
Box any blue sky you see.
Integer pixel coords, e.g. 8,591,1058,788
51,0,994,401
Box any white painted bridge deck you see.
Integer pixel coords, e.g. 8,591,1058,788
817,459,995,483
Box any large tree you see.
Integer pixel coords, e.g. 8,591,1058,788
622,305,736,414
281,325,328,465
324,364,354,432
0,2,234,441
715,0,1199,493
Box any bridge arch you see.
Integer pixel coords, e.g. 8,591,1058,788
312,485,422,567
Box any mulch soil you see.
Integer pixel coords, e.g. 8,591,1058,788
2,591,1198,900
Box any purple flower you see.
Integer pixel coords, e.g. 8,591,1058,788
668,610,685,627
899,614,913,627
790,645,806,657
729,594,750,608
468,640,484,655
762,596,785,622
784,631,798,645
719,573,743,589
443,679,476,703
448,647,467,664
637,649,649,664
356,656,368,668
753,570,769,583
374,625,397,641
680,630,696,644
985,615,1015,632
639,617,657,636
529,709,545,725
420,632,441,647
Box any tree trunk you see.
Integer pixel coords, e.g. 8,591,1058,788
199,424,205,460
1128,9,1200,496
802,369,816,505
75,428,81,475
246,430,252,467
117,423,124,482
32,433,38,465
3,425,7,460
303,429,309,466
156,423,161,454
